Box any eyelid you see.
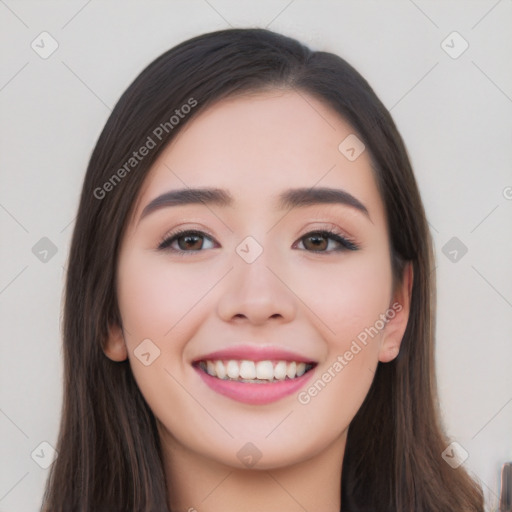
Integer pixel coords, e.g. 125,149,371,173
298,222,354,240
296,221,358,242
158,220,217,242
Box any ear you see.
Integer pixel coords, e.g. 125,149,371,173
378,262,413,363
103,322,128,362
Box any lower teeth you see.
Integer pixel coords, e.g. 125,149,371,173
218,376,293,383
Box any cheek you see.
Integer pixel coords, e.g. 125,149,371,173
115,250,206,426
117,248,215,342
291,247,393,352
292,257,392,428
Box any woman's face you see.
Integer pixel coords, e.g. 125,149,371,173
105,89,411,470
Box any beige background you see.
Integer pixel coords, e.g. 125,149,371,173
1,1,511,510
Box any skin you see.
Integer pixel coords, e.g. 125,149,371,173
104,89,412,512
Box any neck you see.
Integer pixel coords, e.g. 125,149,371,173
160,428,346,512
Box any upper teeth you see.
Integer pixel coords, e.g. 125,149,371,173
200,360,310,382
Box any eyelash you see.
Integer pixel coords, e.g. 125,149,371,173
157,228,359,256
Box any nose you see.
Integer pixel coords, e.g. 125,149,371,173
216,245,297,326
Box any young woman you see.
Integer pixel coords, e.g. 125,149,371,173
41,28,484,511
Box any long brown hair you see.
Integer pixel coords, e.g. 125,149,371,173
41,28,484,511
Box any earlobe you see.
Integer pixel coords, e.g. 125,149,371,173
379,345,401,363
378,261,413,363
103,323,128,362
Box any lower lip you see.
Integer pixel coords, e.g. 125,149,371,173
194,366,316,405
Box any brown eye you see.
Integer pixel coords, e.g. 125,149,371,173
176,233,204,251
297,230,358,252
303,233,328,251
158,230,216,252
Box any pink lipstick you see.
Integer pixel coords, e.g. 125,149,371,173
192,346,317,405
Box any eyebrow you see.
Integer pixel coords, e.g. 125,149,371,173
139,186,370,221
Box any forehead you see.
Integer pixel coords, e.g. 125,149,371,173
131,89,385,224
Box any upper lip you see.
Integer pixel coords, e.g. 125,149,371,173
192,345,316,364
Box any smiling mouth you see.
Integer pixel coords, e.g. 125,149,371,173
194,359,316,383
